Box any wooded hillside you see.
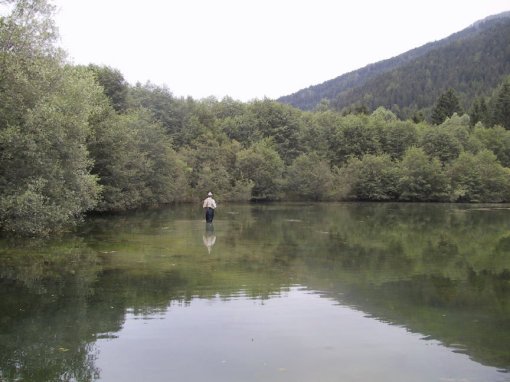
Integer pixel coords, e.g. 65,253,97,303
278,12,510,120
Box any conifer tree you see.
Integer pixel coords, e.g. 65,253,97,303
470,97,490,127
491,78,510,130
431,88,462,125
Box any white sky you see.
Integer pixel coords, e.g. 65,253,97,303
52,0,510,101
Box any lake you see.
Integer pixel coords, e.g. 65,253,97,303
0,202,509,382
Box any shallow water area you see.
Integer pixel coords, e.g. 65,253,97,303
0,203,509,381
95,287,506,382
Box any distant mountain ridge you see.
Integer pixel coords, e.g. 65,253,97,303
278,11,510,116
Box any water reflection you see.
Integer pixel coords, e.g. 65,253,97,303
95,287,507,382
0,203,509,381
203,223,217,254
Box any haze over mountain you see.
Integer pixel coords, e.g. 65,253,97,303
277,11,510,118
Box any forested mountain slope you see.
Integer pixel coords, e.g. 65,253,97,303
278,12,510,116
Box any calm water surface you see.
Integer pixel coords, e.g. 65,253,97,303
0,203,509,381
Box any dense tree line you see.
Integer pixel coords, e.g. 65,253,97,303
1,0,510,235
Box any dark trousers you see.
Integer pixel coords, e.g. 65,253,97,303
205,207,215,223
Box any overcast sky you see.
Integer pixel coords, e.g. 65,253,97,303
52,0,510,101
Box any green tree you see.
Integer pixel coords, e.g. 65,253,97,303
398,147,451,201
438,113,474,150
491,77,510,130
0,0,103,235
474,125,510,167
371,106,398,122
0,0,62,129
449,150,510,202
341,154,400,201
179,133,252,201
305,110,342,160
220,113,261,147
285,152,335,201
208,96,246,119
0,66,104,235
420,125,463,164
370,110,418,160
89,109,187,210
248,99,304,164
236,139,284,200
469,97,490,127
431,88,462,125
128,82,187,146
411,109,425,124
329,114,380,165
194,162,252,202
87,64,129,112
178,98,221,147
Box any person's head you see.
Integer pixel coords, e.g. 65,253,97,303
208,192,213,197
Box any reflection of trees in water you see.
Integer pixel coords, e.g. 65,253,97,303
0,299,102,381
0,241,198,380
0,202,509,377
0,240,105,381
319,271,510,371
234,203,510,370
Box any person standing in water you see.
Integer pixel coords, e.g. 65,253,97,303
203,192,217,223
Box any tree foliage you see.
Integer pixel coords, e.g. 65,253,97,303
449,150,510,202
87,64,129,112
431,89,463,125
237,139,283,200
341,154,400,201
398,147,450,201
89,109,187,211
491,77,510,130
473,125,510,167
2,0,510,236
0,1,100,235
286,152,335,201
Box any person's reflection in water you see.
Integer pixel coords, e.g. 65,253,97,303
203,223,216,254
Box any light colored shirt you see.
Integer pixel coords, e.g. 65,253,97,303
203,197,217,209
